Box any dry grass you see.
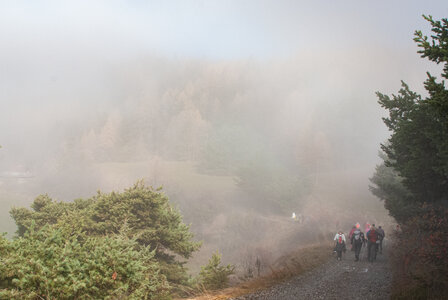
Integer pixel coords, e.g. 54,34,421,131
179,243,332,300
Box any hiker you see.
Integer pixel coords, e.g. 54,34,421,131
377,226,385,254
349,225,356,240
348,225,356,250
333,230,346,261
366,224,379,262
365,222,371,233
350,227,365,261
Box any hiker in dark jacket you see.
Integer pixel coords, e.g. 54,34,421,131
348,225,357,251
351,228,365,261
377,226,385,254
366,224,379,262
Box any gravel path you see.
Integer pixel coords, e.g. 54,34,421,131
233,245,391,300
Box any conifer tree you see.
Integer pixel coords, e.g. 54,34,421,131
198,251,234,290
10,181,201,290
372,16,448,220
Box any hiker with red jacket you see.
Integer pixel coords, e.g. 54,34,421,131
366,224,379,262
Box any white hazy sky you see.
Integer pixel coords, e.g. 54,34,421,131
0,0,447,60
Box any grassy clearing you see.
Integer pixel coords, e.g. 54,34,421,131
180,243,332,300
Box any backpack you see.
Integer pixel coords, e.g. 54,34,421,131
368,229,378,243
336,234,344,244
353,230,361,242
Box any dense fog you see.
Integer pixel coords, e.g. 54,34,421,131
1,1,446,272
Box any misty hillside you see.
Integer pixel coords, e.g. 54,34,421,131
0,55,395,268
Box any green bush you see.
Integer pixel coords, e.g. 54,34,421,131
198,251,235,290
4,181,202,298
10,181,201,287
0,226,169,299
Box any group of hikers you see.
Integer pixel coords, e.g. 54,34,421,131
333,223,385,262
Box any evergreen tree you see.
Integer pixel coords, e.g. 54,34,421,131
371,16,448,297
373,16,448,220
369,153,416,223
0,226,169,299
10,181,201,289
198,251,234,290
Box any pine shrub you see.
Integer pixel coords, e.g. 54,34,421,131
198,251,235,290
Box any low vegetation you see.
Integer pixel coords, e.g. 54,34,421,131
182,243,332,300
198,251,235,291
1,182,237,299
0,227,169,299
390,207,448,299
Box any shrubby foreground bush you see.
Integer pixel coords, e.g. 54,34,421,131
198,251,235,291
0,227,169,299
1,181,202,299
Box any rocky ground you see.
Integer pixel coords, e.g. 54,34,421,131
232,245,391,300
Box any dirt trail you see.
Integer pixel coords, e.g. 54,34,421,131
232,245,391,300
